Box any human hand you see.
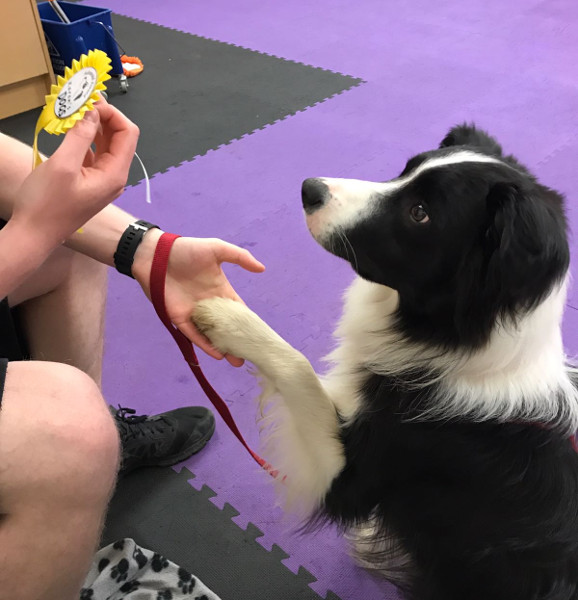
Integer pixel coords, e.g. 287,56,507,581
133,231,265,367
12,100,139,251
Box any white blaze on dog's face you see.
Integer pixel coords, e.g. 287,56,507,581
304,177,385,241
301,145,569,350
304,151,503,245
302,150,512,299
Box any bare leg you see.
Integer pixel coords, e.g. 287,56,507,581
0,361,120,600
8,246,108,387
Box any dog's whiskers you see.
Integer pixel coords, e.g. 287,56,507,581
334,227,359,273
340,228,359,273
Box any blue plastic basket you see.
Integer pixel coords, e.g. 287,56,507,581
38,2,123,76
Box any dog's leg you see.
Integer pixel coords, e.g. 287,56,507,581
193,297,345,514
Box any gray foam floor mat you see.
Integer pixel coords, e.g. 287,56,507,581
103,466,342,600
0,13,362,186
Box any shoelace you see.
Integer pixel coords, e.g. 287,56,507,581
114,405,168,442
115,406,148,423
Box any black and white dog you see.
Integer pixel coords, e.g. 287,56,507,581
194,125,578,600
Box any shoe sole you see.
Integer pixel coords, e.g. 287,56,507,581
119,418,216,475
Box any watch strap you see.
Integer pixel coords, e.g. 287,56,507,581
113,220,159,278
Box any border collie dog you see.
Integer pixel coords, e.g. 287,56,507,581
194,125,578,600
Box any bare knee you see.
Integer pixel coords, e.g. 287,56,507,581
0,361,119,512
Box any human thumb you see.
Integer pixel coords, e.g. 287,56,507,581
53,109,100,169
219,242,266,273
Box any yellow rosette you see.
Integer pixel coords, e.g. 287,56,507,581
33,49,112,168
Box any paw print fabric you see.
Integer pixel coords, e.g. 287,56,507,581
80,538,221,599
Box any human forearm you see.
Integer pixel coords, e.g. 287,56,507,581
0,124,145,268
0,217,57,299
63,203,162,267
0,132,37,220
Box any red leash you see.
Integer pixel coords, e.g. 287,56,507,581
149,232,279,477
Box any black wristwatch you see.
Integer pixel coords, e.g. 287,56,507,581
113,220,159,278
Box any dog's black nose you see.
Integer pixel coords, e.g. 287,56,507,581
302,178,329,213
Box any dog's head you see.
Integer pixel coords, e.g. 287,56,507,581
303,124,569,348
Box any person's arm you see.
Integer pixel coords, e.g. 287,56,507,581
0,217,59,299
0,133,61,286
0,103,138,299
0,106,140,270
0,102,265,365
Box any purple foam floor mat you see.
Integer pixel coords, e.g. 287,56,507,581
98,1,578,599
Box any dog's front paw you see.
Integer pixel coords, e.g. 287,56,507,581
193,298,268,361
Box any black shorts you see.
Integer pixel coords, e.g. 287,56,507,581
0,298,28,409
0,299,28,362
0,357,7,410
0,220,30,408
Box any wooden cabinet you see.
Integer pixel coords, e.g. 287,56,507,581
0,0,55,119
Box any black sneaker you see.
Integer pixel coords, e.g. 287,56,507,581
111,405,216,475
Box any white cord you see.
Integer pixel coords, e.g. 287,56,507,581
134,151,151,203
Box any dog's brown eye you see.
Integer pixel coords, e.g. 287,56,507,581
410,204,429,223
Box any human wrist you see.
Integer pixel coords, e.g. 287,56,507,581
131,226,164,285
114,220,161,278
7,213,63,258
0,217,60,295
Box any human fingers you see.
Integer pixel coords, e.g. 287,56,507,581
92,116,105,154
214,241,266,273
224,354,245,367
182,322,245,365
52,109,100,170
177,319,226,361
82,147,95,168
92,101,139,175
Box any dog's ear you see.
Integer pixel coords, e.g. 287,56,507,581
440,123,504,157
441,124,533,176
482,182,569,318
453,182,568,347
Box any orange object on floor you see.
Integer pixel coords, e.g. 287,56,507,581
121,55,143,77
